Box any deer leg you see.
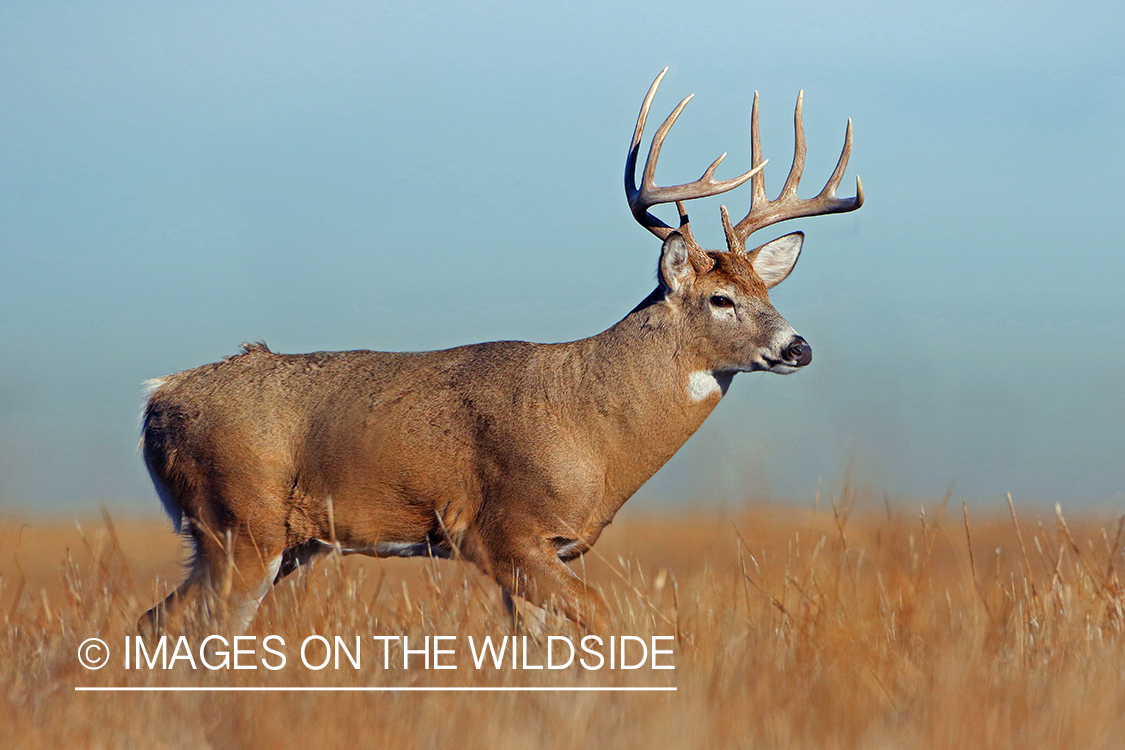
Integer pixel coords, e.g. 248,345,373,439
501,589,550,636
141,519,284,634
140,543,212,635
488,540,610,634
274,539,332,583
225,544,283,633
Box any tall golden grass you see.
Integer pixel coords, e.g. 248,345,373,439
3,491,1125,749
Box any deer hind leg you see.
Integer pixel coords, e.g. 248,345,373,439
141,541,212,635
142,518,285,634
274,539,332,583
224,536,284,633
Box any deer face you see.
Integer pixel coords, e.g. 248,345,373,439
660,231,811,376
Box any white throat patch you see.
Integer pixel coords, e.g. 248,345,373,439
686,370,724,403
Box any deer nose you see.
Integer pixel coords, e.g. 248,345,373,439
784,336,812,367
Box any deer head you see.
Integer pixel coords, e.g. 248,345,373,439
625,68,863,380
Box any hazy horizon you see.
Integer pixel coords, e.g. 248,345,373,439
1,1,1122,514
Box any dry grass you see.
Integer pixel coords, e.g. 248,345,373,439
3,492,1125,749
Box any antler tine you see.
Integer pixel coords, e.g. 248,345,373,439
626,69,766,244
749,92,767,213
779,90,806,200
726,93,863,253
625,68,668,213
820,118,856,201
641,93,699,205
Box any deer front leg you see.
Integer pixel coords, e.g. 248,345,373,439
487,537,611,634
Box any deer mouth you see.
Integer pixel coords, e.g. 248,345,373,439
762,355,808,373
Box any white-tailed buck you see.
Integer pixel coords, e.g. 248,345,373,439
141,69,862,633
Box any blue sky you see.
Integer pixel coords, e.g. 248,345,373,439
1,1,1122,512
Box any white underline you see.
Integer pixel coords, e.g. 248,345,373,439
75,686,675,692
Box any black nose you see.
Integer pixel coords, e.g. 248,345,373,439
784,336,812,367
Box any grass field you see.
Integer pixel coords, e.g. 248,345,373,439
3,491,1125,749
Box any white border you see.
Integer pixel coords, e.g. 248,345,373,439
75,686,676,692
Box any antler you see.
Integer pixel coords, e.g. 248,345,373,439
626,68,767,248
721,90,864,253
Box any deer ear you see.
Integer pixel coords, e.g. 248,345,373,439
659,232,695,293
749,232,803,289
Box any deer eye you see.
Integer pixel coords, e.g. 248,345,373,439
709,294,734,308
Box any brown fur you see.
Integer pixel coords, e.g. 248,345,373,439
141,234,806,633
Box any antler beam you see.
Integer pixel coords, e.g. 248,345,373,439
625,68,766,246
721,90,864,254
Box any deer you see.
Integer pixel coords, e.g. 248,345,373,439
140,68,862,634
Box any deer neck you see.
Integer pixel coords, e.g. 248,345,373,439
569,288,732,503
